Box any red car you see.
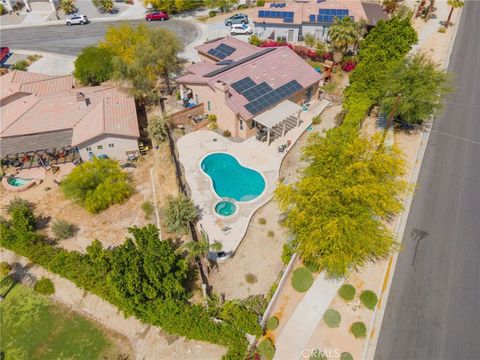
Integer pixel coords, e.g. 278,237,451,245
145,11,169,21
0,47,10,64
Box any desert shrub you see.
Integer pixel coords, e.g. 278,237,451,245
51,219,78,240
34,277,55,295
338,284,356,301
141,200,155,220
59,0,76,14
360,290,378,310
245,273,257,284
6,197,35,214
163,194,198,235
27,54,42,62
266,316,279,331
0,4,6,14
267,230,274,238
256,0,265,6
350,322,367,338
291,267,313,292
207,114,217,122
0,262,12,277
249,34,264,46
208,10,216,17
223,130,231,137
258,217,267,225
341,352,354,360
281,243,295,264
258,338,275,360
11,60,29,71
304,33,317,47
310,350,327,360
438,26,446,33
61,158,133,213
323,309,341,328
312,114,322,125
237,4,248,9
147,115,169,143
240,294,268,317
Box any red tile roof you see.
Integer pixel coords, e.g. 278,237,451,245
195,36,261,62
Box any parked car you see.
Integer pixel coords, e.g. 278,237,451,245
0,47,10,65
66,14,89,26
145,11,169,21
230,24,253,35
224,13,248,26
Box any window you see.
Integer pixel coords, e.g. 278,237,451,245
86,146,92,151
239,119,244,131
108,143,115,148
97,145,103,150
207,101,211,111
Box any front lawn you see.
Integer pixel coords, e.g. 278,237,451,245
0,284,115,359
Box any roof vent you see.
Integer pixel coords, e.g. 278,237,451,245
76,92,85,102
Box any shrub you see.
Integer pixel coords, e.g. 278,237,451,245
257,338,275,360
266,316,279,331
338,284,356,301
267,230,274,238
438,26,446,33
6,197,35,215
249,34,264,46
342,60,357,72
147,115,169,143
61,158,133,213
11,60,29,71
360,290,378,310
291,267,313,292
256,0,265,6
237,4,248,9
258,217,267,225
34,277,55,295
312,114,322,125
323,309,341,328
341,352,354,360
207,114,217,122
310,350,327,360
0,4,6,15
51,219,78,240
281,243,295,264
74,46,114,85
141,200,155,220
350,322,367,338
220,301,262,337
163,194,198,235
208,10,216,17
59,0,76,14
27,54,42,62
245,273,257,284
304,33,317,47
0,262,12,277
223,130,231,137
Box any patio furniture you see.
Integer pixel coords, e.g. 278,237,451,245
278,144,287,153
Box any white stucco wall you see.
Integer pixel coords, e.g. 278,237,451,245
78,135,138,162
253,22,300,42
302,24,330,41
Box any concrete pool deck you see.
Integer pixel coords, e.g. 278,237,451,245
177,99,329,253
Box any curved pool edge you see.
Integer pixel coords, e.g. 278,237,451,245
2,175,36,192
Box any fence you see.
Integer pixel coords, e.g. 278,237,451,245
169,103,205,127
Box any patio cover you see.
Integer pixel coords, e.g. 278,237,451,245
253,100,303,128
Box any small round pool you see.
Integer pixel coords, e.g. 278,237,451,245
7,177,32,187
215,201,236,217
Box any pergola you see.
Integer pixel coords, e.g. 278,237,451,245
253,100,303,144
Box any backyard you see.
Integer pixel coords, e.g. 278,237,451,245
0,283,132,359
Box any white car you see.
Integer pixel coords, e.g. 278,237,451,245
230,24,253,35
66,14,89,26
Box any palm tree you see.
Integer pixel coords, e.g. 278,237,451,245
101,0,114,13
59,0,76,14
327,16,357,62
445,0,464,27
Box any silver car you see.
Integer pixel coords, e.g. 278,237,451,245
66,14,89,26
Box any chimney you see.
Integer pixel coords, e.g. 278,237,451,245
76,92,85,102
214,81,230,101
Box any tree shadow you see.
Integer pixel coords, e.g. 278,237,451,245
35,214,51,230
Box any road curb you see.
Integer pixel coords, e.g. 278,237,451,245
362,7,464,360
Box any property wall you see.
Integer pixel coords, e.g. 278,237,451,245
169,103,205,127
253,22,301,42
302,24,331,41
77,135,138,162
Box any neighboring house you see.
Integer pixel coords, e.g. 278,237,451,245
0,70,140,162
253,0,388,42
176,36,324,140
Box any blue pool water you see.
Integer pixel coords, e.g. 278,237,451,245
201,153,265,201
215,201,237,216
7,177,32,187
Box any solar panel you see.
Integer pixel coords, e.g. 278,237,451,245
284,17,294,23
231,77,256,94
242,82,273,101
244,80,302,115
309,14,315,22
204,48,276,77
207,43,236,60
259,10,266,17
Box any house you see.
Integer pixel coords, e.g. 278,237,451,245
176,36,324,140
253,0,388,42
0,70,140,162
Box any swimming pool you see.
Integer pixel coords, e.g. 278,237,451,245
201,153,265,202
215,201,237,216
7,177,32,187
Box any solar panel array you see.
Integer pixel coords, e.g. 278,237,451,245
269,2,286,7
242,82,273,101
245,80,303,115
258,10,294,23
231,77,256,94
207,43,236,60
308,8,351,23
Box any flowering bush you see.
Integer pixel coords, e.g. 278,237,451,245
342,60,357,72
260,40,292,48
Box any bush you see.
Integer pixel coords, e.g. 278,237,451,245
163,194,198,235
142,200,155,220
237,4,248,9
291,267,313,292
0,262,12,277
74,46,114,85
59,0,76,14
267,230,274,238
51,219,78,240
208,10,216,17
257,338,275,360
281,243,295,264
310,350,327,360
249,34,264,46
360,290,378,310
148,115,169,144
256,0,265,6
341,352,354,360
312,114,322,125
207,114,217,122
61,158,133,213
27,54,42,62
34,277,55,295
245,273,257,284
323,309,341,328
220,301,262,337
0,4,6,15
266,316,279,331
338,284,356,301
7,197,35,215
350,322,367,338
11,60,29,71
438,26,446,33
223,130,231,137
258,217,267,225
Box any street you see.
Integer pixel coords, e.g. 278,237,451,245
0,19,198,56
375,2,480,360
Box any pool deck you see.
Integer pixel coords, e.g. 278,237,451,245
177,99,329,254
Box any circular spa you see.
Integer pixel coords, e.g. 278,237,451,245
215,200,237,217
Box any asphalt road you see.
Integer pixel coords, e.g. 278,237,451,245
375,3,480,360
0,19,198,56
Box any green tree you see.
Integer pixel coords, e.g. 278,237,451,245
163,195,198,235
327,16,357,62
59,0,76,14
381,52,452,125
275,128,407,278
61,158,133,213
100,23,150,64
147,115,169,143
74,46,114,85
204,0,238,13
445,0,464,27
107,225,188,315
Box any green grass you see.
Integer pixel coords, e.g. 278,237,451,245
0,284,113,359
323,309,341,328
291,267,314,292
338,284,356,301
360,290,378,310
